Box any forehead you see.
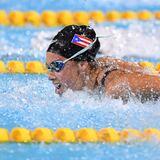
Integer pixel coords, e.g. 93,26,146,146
46,52,66,64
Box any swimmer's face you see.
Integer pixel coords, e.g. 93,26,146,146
46,52,86,95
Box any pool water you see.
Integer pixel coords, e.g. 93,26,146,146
1,73,160,160
1,0,160,159
1,0,160,12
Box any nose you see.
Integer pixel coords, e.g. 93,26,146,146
48,72,56,81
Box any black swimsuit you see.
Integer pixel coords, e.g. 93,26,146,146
101,70,113,86
99,64,117,86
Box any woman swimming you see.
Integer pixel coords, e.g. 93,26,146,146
46,25,160,102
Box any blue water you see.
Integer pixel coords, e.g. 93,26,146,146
1,74,160,130
1,20,160,62
1,73,160,159
0,0,160,12
1,143,160,160
1,0,160,159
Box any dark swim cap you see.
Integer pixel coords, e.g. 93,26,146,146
47,25,100,62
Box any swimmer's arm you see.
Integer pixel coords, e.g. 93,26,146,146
104,70,160,102
97,57,144,73
115,59,144,73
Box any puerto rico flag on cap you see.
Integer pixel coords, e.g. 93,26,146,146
71,34,93,48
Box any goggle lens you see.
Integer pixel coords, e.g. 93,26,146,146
47,61,65,72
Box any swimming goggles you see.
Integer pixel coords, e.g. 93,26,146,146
46,37,97,72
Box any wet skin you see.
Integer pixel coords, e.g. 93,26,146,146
46,52,160,102
104,70,160,102
46,52,90,95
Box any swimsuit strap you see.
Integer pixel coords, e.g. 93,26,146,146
101,70,113,86
99,66,117,86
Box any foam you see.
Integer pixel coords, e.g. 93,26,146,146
30,22,160,59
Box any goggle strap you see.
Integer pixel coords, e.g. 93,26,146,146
97,35,114,39
63,35,115,64
63,37,97,64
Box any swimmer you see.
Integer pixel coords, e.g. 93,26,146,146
46,25,160,103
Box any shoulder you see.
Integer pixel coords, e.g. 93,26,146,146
96,56,114,63
96,56,124,68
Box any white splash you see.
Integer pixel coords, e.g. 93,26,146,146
31,22,160,59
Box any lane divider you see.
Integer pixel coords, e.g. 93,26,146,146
0,10,160,27
0,60,47,74
0,127,160,143
0,60,160,74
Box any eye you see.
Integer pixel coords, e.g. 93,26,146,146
54,61,60,67
46,63,50,69
48,78,55,81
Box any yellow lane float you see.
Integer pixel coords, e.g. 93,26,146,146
32,128,54,143
155,63,160,72
121,11,137,20
54,128,76,143
74,11,89,25
57,10,74,26
142,128,160,141
0,61,159,75
0,128,9,143
89,10,105,23
0,10,9,25
0,61,6,73
98,128,120,143
1,127,160,143
25,61,45,74
119,128,142,143
10,128,32,143
76,128,98,142
139,61,157,74
41,10,57,27
106,10,121,22
155,11,160,20
24,11,41,27
7,61,25,73
8,11,25,26
1,10,160,27
137,10,153,21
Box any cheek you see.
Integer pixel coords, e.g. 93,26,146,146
57,65,79,82
67,65,79,77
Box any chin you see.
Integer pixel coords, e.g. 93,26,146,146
55,88,64,95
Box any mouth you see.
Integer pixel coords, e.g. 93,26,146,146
54,83,61,89
51,81,64,95
49,78,67,95
55,84,65,95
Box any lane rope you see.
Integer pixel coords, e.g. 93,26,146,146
0,10,160,27
0,60,160,74
0,127,160,143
